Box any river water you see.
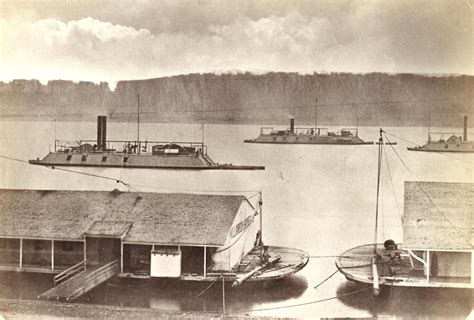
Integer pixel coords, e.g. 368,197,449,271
0,120,472,318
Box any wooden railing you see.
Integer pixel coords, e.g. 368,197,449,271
67,260,119,301
54,259,87,286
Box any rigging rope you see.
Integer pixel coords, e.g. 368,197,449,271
118,110,134,184
383,134,472,247
382,146,403,222
383,131,419,146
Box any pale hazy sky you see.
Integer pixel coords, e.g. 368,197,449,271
0,0,472,84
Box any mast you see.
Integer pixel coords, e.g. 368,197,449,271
314,98,318,131
356,115,359,137
427,111,431,142
372,128,383,296
463,115,468,142
137,94,140,145
201,123,205,151
373,128,383,254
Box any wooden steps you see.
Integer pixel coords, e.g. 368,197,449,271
38,260,119,301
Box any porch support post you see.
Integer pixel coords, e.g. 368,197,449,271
471,251,474,285
259,192,263,246
222,274,226,314
19,238,23,269
426,250,430,283
120,241,124,274
203,246,207,277
51,240,54,271
83,237,87,270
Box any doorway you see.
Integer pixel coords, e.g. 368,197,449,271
86,237,121,267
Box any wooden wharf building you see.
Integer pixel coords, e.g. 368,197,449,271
0,189,308,300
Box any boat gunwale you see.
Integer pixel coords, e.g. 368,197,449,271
335,243,474,289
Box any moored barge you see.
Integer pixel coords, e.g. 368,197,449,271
0,189,308,301
336,130,473,294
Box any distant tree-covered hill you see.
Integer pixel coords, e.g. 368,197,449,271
0,72,472,127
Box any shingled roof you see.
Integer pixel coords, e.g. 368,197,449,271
0,189,249,246
403,181,473,250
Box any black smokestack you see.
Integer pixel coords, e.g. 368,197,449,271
463,116,468,142
97,116,107,149
290,118,295,133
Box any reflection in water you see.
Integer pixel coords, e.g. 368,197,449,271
78,275,308,313
337,280,473,318
0,272,53,300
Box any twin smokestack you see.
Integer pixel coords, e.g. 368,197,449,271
97,116,107,150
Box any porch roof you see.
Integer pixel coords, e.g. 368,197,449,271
0,189,250,246
403,181,473,251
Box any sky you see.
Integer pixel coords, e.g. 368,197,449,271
0,0,472,85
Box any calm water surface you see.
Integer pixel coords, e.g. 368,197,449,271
0,120,472,318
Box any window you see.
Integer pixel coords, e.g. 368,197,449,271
81,155,87,161
102,156,107,162
66,155,72,161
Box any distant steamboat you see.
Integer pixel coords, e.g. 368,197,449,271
30,116,265,170
244,118,393,145
408,116,474,153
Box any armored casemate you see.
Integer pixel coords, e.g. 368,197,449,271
408,116,474,153
245,118,381,145
29,116,265,170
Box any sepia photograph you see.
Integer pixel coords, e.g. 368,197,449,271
0,0,472,318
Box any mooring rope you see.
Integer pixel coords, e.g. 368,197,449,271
313,270,339,289
0,154,261,196
308,255,348,259
230,286,372,313
0,155,128,185
196,278,218,297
